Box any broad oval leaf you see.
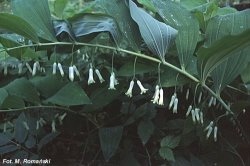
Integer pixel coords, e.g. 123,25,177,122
14,113,28,143
0,13,39,42
99,126,123,161
152,0,199,70
69,13,121,45
45,82,91,106
205,10,250,93
5,78,40,103
129,0,177,61
137,120,155,145
0,88,8,107
159,147,175,161
95,0,141,51
12,0,57,41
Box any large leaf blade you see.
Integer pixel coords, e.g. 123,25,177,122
99,126,123,161
69,13,121,45
152,0,199,70
12,0,57,41
0,13,39,42
129,0,177,61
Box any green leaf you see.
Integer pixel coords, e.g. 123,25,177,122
129,0,178,61
84,87,121,112
46,82,91,106
38,132,60,150
205,10,250,93
69,13,121,45
0,34,37,59
118,61,157,76
0,145,18,155
95,0,141,51
0,133,11,146
160,135,181,148
137,120,155,145
0,13,39,42
159,147,175,161
137,0,156,12
241,63,250,84
1,95,25,109
152,0,199,70
54,0,68,19
5,78,40,103
197,29,250,82
99,126,123,161
14,113,28,143
0,88,8,107
25,135,36,149
31,75,66,98
12,0,57,41
180,0,207,10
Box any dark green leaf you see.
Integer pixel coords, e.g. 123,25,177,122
160,135,181,148
180,0,207,10
14,113,28,143
0,13,39,42
99,126,123,161
1,95,25,109
25,135,36,149
241,63,250,84
0,133,11,146
118,61,156,76
159,147,175,161
95,0,141,51
12,0,57,41
0,145,18,155
54,0,68,18
0,88,8,107
152,0,199,69
129,0,177,61
38,132,60,150
69,13,121,45
137,120,155,145
46,82,91,106
84,87,121,112
197,28,250,82
5,78,40,103
31,75,66,98
53,20,75,41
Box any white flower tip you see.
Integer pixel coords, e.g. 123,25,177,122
69,66,74,82
136,80,148,94
88,68,95,85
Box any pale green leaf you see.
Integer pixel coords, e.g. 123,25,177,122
99,126,123,161
160,135,181,148
0,13,39,42
152,0,199,70
129,0,178,61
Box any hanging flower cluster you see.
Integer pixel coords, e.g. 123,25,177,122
204,121,218,142
124,80,148,97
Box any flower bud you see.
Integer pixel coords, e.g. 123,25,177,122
173,98,178,113
73,65,80,77
52,62,57,75
88,67,95,85
25,62,32,73
108,72,116,90
18,63,23,75
186,105,192,117
125,80,134,97
58,63,64,77
95,69,105,83
158,88,164,105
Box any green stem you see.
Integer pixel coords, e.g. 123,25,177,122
0,42,232,116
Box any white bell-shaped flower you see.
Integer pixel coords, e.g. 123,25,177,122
169,93,176,109
18,63,23,75
206,126,213,139
95,69,105,83
51,120,56,133
198,92,202,103
158,88,164,105
194,108,200,122
58,63,64,77
136,80,148,94
173,98,178,113
208,96,214,107
152,85,160,104
186,88,190,100
125,80,134,97
25,62,32,73
88,67,95,85
200,111,204,125
108,72,116,90
32,61,39,76
52,62,57,75
69,66,74,82
204,121,214,131
191,109,196,123
73,65,80,77
186,105,192,117
3,64,8,76
213,126,218,142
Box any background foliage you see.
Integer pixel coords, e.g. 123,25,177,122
0,0,250,165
